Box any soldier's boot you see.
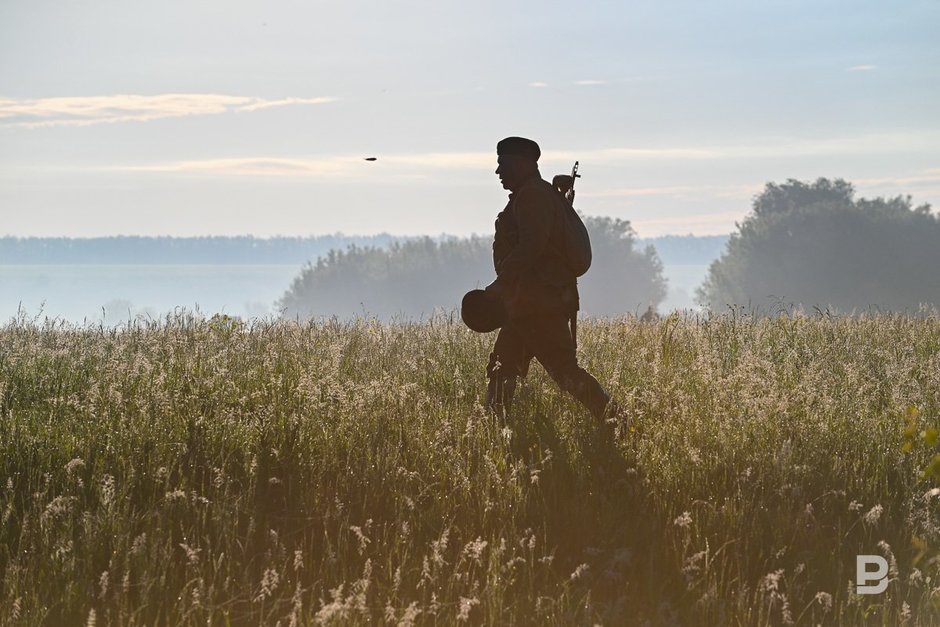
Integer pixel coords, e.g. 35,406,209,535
551,367,634,436
485,375,517,421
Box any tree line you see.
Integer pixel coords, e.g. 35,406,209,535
278,216,668,320
280,177,938,318
699,178,939,313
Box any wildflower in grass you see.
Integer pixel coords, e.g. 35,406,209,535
179,543,201,565
350,522,372,555
99,474,115,507
431,528,450,566
529,469,540,485
41,495,75,523
682,551,707,584
863,504,883,525
780,596,793,625
877,540,899,578
814,591,832,612
98,570,109,599
674,511,692,528
399,602,421,627
462,538,488,565
212,466,225,488
457,596,479,622
315,584,347,623
64,458,84,476
130,532,147,555
255,568,279,602
569,563,589,582
289,583,303,627
763,569,784,593
848,500,863,512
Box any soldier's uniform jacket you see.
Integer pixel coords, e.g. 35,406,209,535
492,174,579,318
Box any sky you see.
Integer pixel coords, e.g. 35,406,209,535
1,0,938,238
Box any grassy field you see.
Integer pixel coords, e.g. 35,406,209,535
0,312,938,625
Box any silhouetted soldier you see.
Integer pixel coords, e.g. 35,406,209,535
640,305,660,322
482,137,618,423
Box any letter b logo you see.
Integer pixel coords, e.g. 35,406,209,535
856,555,888,595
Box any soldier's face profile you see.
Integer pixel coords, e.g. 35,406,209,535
495,155,531,192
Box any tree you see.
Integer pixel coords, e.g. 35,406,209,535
579,216,667,316
751,178,855,218
698,178,940,312
278,217,667,320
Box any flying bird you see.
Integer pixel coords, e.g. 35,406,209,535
364,157,377,161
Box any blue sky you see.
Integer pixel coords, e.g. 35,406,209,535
1,0,938,237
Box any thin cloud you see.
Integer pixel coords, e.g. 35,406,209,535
853,170,940,187
718,131,940,158
846,64,877,72
546,147,719,162
112,146,717,179
574,79,608,86
0,94,335,128
104,135,940,180
116,153,496,178
121,157,357,178
581,183,759,199
528,82,549,88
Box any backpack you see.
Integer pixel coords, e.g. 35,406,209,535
555,190,592,277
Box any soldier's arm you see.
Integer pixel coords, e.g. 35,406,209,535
491,186,552,287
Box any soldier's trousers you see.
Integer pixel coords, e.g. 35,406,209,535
485,311,611,420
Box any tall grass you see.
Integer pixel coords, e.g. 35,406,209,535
0,311,937,625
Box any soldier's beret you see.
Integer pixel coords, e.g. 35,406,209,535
461,289,507,333
496,137,540,162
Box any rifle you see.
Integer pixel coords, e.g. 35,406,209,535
552,161,581,206
567,161,580,206
551,161,584,349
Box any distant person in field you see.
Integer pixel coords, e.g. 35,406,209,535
479,136,620,424
640,305,659,322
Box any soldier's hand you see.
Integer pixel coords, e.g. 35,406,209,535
484,280,504,300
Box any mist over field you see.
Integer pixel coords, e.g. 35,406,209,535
0,234,727,324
